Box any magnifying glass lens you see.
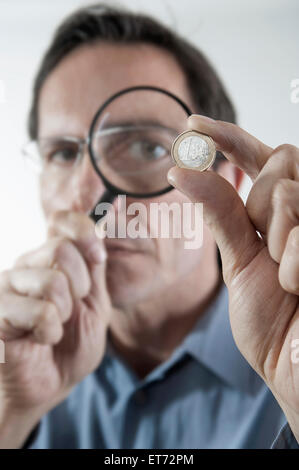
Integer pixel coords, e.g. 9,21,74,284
89,89,189,196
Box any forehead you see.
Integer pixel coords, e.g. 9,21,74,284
38,42,193,138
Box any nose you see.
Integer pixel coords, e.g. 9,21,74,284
70,149,106,214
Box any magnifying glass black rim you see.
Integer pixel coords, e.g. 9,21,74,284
87,85,192,199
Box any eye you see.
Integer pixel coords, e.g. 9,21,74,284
130,140,168,160
47,147,78,165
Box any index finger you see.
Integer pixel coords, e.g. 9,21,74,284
187,115,273,180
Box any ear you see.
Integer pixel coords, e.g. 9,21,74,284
216,161,244,192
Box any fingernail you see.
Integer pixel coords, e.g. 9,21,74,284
167,168,178,187
88,244,107,264
188,114,215,122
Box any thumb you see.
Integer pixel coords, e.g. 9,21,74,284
167,166,263,283
86,252,112,328
88,240,110,313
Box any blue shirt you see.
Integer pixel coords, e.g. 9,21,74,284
29,283,287,449
272,423,299,449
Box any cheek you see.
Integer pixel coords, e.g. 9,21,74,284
39,171,73,217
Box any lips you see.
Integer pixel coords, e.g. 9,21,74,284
104,240,143,254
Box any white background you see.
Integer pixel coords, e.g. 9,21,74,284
0,0,298,270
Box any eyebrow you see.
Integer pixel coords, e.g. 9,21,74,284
38,136,86,144
38,120,181,142
93,120,180,137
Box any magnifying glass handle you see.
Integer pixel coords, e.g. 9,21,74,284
89,189,117,223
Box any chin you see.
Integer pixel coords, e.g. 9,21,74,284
106,257,159,308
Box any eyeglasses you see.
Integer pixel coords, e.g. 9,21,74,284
22,134,87,173
22,124,178,174
23,86,193,219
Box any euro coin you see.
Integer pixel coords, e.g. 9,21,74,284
171,130,216,171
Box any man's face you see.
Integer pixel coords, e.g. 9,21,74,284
38,42,218,307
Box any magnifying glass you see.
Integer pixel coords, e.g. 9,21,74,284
87,86,192,222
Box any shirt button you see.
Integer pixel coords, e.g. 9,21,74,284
134,389,147,405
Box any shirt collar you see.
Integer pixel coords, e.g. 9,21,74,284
105,282,263,395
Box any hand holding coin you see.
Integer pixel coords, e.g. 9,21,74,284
168,113,299,445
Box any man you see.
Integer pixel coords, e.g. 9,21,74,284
0,3,298,449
